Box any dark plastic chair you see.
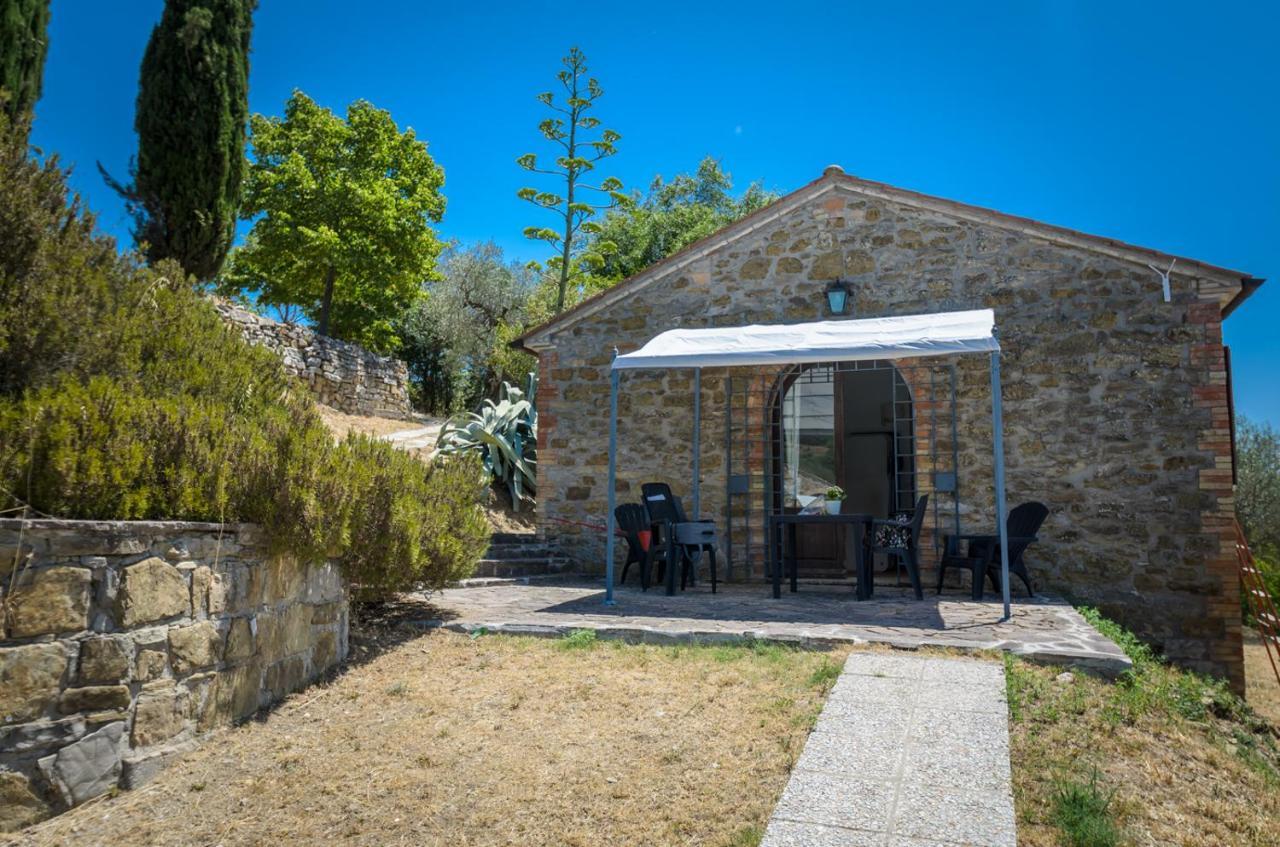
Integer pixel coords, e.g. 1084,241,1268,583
640,482,719,593
866,494,929,600
671,495,709,588
938,501,1048,600
614,503,651,588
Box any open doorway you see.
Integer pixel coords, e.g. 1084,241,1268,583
772,361,916,578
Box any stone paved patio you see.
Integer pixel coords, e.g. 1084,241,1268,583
762,651,1016,847
416,580,1130,674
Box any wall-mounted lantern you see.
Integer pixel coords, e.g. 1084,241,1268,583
824,279,852,316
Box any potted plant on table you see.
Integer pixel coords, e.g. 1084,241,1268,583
824,486,846,515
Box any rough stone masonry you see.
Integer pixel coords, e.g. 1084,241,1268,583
0,519,348,830
517,166,1259,689
214,298,413,419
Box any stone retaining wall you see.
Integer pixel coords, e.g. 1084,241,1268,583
0,519,348,831
214,298,413,419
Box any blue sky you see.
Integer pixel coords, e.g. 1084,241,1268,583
29,0,1279,424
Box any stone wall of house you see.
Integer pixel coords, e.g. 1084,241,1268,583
214,299,413,419
0,519,348,831
533,180,1243,688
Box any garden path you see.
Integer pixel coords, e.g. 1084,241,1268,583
762,651,1015,847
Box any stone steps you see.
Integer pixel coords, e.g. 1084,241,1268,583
455,533,583,585
483,543,560,559
471,558,576,578
451,573,589,589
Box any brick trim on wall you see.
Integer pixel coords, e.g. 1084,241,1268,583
1188,302,1245,691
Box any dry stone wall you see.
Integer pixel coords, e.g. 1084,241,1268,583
0,519,348,830
214,299,413,419
532,181,1243,688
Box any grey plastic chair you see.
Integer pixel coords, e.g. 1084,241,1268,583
641,482,719,593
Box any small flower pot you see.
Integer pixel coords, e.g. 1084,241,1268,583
824,500,842,515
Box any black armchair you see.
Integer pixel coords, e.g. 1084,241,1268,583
938,501,1048,600
614,503,651,588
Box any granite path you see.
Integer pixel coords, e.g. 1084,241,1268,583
762,651,1016,847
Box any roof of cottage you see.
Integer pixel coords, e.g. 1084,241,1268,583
513,165,1263,352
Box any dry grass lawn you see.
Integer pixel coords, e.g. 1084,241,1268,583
8,614,846,847
1244,627,1280,726
314,404,429,440
1007,630,1280,846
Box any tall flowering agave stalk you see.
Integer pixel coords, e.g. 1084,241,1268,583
436,376,537,510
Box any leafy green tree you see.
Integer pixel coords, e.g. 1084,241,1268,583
517,46,626,314
1236,416,1280,625
0,0,50,135
589,157,776,283
1238,416,1280,556
495,159,775,370
102,0,254,280
397,242,533,413
222,90,446,353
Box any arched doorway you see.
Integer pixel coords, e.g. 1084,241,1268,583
770,361,916,578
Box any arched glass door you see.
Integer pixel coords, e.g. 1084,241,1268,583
774,361,916,577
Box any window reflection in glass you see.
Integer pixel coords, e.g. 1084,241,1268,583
781,366,835,511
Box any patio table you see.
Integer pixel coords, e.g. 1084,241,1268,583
768,513,873,600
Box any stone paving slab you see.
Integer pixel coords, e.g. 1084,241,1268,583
417,580,1131,674
380,425,441,443
761,652,1017,847
380,423,443,452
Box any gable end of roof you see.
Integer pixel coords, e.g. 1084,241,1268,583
513,166,1261,352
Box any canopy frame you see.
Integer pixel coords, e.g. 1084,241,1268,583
603,310,1012,619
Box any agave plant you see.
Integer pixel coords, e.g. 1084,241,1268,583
436,376,537,510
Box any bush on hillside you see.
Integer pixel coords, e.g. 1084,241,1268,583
0,125,488,597
338,436,490,599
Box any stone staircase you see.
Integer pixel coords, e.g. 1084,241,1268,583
453,533,581,588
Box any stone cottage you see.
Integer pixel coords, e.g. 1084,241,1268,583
513,166,1263,687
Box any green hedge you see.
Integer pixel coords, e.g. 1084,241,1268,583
0,126,488,598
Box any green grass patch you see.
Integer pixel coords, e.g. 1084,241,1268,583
723,824,764,847
557,628,599,650
1051,768,1120,847
1230,726,1280,785
1076,606,1251,727
807,657,842,690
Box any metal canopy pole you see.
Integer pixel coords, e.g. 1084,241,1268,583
692,368,701,519
990,349,1011,619
604,355,620,606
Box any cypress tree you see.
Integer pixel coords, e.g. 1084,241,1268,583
0,0,51,132
109,0,255,280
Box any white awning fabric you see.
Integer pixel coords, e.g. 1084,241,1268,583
612,309,999,371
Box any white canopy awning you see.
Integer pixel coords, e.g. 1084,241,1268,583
612,309,999,370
